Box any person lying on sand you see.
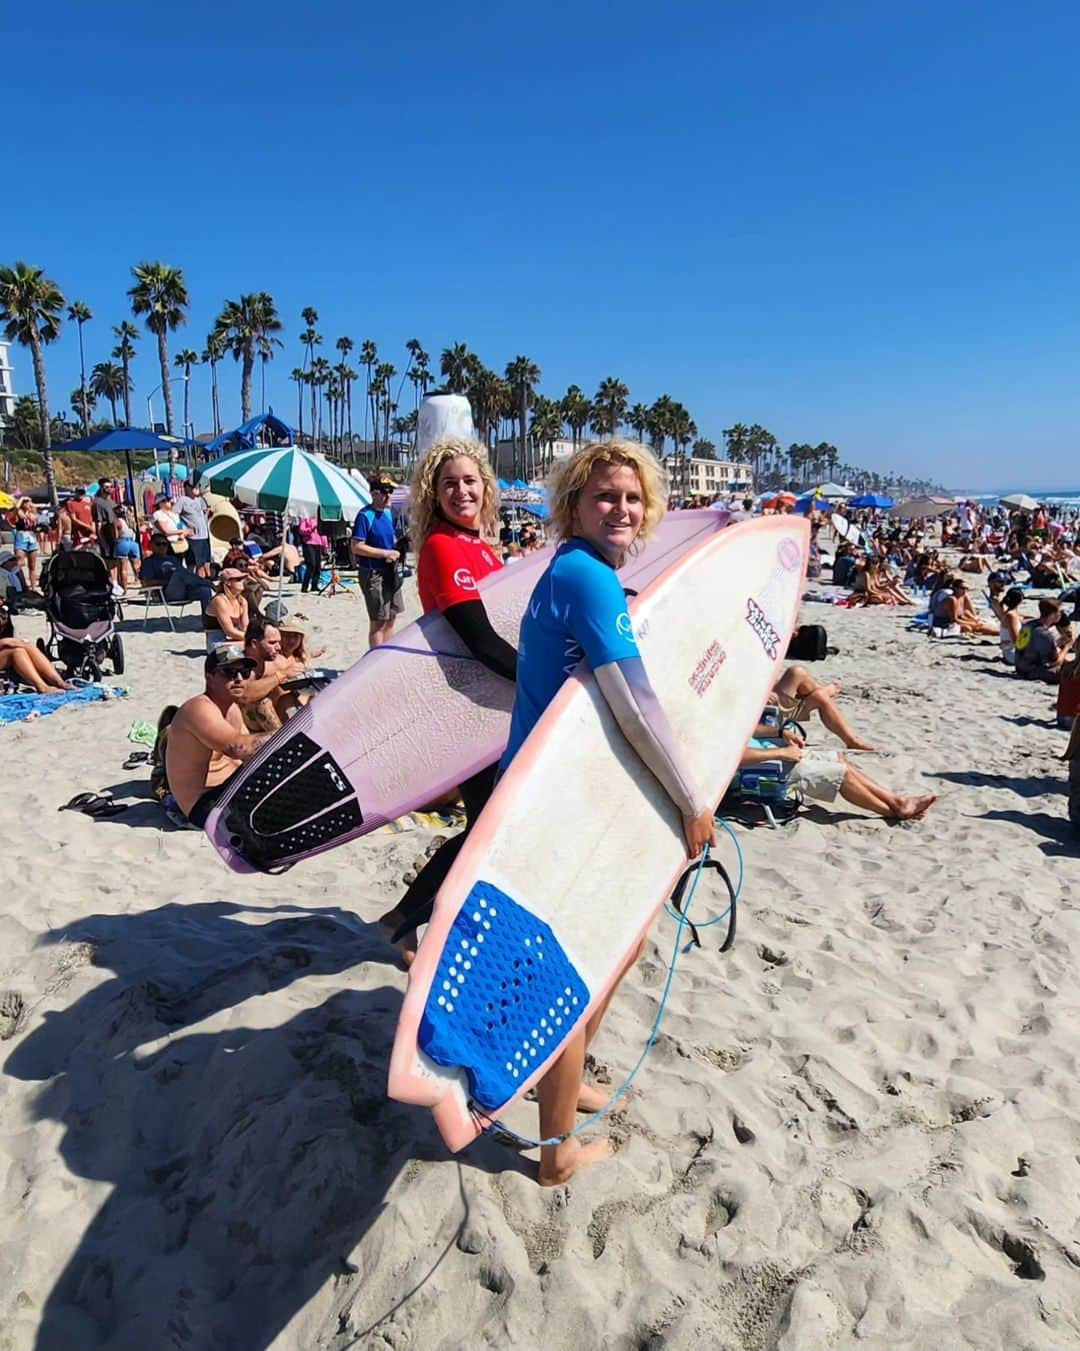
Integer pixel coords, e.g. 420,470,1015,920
164,644,271,828
770,666,878,751
741,725,936,821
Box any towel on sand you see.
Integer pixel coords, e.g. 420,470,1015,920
0,685,126,726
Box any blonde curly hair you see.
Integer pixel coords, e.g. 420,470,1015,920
408,437,501,553
547,439,668,545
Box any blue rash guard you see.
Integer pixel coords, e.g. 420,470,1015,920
503,538,639,768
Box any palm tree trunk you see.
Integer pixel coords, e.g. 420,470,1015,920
211,360,221,436
182,367,191,440
121,354,132,426
296,380,303,441
109,395,118,425
77,320,90,436
241,348,254,422
158,330,174,434
30,331,58,509
347,382,354,463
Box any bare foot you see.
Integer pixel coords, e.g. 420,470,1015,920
894,794,937,820
845,738,880,752
378,910,419,968
538,1137,615,1186
576,1082,611,1114
819,679,842,699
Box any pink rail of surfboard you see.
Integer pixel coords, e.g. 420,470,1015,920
203,510,731,873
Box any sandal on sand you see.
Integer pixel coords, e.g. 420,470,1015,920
84,799,130,818
59,792,100,812
123,751,150,769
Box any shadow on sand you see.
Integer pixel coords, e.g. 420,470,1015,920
5,900,520,1350
931,769,1066,799
978,807,1079,855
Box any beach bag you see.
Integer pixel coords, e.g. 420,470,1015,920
719,762,802,828
786,624,828,662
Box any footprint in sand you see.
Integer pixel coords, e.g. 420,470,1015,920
0,991,25,1040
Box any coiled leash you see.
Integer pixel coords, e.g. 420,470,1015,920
476,823,744,1149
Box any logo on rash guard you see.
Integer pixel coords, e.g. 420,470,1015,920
453,568,477,592
562,637,584,675
746,597,781,659
615,612,633,638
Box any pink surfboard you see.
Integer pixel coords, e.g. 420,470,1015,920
388,517,808,1151
203,510,731,873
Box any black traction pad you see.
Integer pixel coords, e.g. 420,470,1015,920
223,732,364,869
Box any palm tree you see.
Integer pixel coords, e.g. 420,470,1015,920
561,385,592,448
70,385,97,429
202,330,226,437
90,361,126,426
359,339,377,448
470,367,507,450
529,396,563,475
375,362,397,452
0,261,66,506
627,402,650,443
722,423,750,467
310,356,330,447
505,355,541,478
174,347,200,441
440,342,475,394
668,402,697,494
128,261,188,434
335,337,355,455
68,300,93,434
591,377,629,439
290,368,307,440
111,321,139,426
213,292,283,422
646,395,675,455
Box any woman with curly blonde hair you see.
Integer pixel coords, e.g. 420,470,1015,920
379,435,517,965
500,439,716,1186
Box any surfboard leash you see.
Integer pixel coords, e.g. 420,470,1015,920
476,828,744,1150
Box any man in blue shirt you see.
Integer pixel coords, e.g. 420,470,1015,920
351,479,403,648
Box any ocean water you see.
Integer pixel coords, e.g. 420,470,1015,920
964,491,1080,508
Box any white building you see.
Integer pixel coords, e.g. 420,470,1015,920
493,437,575,480
669,455,752,499
0,342,15,432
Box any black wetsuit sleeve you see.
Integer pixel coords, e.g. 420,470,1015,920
441,599,517,683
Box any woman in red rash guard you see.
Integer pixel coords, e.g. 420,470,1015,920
378,437,516,965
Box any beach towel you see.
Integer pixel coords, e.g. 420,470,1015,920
0,684,127,726
128,718,157,748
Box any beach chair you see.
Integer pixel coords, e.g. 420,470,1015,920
719,762,801,828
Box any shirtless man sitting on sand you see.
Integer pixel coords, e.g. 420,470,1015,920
238,616,301,734
165,644,271,827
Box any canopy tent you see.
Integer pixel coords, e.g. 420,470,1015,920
848,492,894,509
809,481,854,500
205,410,295,459
1000,492,1040,511
517,501,549,520
48,426,191,520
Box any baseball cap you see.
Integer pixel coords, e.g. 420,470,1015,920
277,617,307,635
369,477,395,493
205,643,256,675
220,567,246,580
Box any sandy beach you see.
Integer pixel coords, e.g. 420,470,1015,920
1,580,1078,1351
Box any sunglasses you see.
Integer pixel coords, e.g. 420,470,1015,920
218,666,253,679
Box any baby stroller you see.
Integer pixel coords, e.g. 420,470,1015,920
38,550,124,680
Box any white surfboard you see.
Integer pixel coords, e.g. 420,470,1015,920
204,510,731,873
388,516,809,1150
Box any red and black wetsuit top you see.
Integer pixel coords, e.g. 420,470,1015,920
418,519,503,614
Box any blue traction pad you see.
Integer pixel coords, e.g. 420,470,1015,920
418,880,589,1111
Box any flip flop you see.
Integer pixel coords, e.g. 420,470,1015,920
84,800,130,818
123,752,150,769
59,792,99,812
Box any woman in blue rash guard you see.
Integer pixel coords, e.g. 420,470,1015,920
501,439,717,1186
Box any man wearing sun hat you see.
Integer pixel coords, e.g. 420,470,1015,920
351,476,404,648
163,643,270,828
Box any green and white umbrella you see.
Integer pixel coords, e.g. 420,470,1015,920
195,446,371,520
195,447,372,602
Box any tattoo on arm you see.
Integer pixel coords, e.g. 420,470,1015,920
225,734,270,762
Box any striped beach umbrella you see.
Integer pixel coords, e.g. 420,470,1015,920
195,447,371,521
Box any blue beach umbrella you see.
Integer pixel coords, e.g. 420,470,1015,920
49,426,190,519
849,492,894,509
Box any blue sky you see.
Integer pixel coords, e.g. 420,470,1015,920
6,0,1079,489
